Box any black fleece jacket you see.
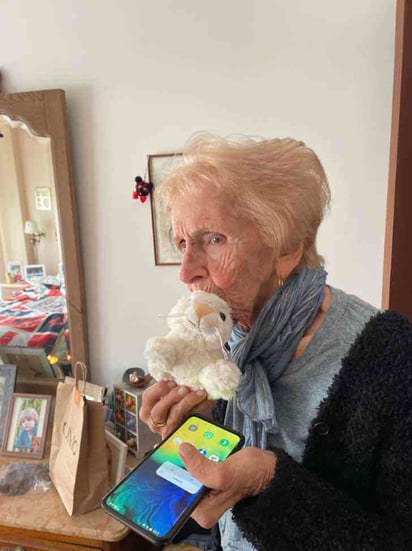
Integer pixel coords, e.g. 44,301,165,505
212,310,412,550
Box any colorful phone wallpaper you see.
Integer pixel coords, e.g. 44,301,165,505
104,417,242,539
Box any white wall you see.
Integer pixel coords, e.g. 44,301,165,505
0,0,396,385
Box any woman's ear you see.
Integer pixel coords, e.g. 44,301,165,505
275,243,304,280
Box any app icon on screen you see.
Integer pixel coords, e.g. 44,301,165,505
198,448,208,456
220,438,229,447
188,424,198,431
173,437,183,445
204,431,213,439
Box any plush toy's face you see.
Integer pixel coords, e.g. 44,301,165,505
167,291,233,344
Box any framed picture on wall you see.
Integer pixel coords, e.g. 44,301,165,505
1,393,52,459
148,153,183,265
34,187,52,211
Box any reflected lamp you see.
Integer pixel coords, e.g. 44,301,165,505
24,220,46,245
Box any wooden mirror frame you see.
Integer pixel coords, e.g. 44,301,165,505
0,89,88,372
383,0,412,320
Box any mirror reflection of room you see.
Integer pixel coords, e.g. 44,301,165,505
0,114,70,380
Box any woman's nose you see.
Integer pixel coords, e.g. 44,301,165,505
179,248,208,285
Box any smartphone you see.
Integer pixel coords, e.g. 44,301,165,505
101,414,244,546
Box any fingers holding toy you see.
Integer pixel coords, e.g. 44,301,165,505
140,380,211,437
142,291,242,437
162,388,216,437
178,443,277,529
140,380,176,432
154,386,209,438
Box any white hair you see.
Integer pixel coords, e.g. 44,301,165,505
157,132,331,268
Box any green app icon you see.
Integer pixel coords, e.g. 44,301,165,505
204,431,213,439
220,438,229,447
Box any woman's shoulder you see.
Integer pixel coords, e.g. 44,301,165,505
348,306,411,343
318,309,412,424
353,309,412,356
362,308,411,330
342,309,412,394
329,286,378,321
323,287,379,352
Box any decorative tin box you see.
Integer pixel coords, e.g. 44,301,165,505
113,383,159,458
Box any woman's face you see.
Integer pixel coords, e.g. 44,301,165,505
172,185,278,326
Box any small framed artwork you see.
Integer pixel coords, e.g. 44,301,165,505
34,187,52,211
0,365,17,448
148,153,183,265
24,264,46,281
6,261,23,283
105,430,128,487
1,393,52,459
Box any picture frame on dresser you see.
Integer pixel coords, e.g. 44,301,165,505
23,264,46,281
1,393,52,459
105,429,128,487
6,261,23,283
0,365,17,448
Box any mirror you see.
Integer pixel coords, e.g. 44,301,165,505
0,89,87,383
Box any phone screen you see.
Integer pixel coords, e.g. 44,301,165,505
102,415,243,543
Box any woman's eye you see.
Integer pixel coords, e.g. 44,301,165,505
178,240,187,253
209,235,223,245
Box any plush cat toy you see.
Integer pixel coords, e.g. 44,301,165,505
145,291,241,400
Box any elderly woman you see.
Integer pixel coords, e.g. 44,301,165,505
140,134,412,550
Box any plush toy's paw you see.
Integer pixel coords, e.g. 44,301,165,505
198,359,241,400
144,337,176,382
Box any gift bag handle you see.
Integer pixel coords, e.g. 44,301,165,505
74,361,88,394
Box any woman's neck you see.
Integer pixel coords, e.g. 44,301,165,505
238,277,280,330
293,285,331,359
237,283,331,341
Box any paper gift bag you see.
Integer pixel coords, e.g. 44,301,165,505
49,362,109,516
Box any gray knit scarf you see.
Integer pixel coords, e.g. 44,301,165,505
225,266,327,448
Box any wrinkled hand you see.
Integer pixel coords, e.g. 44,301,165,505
139,380,215,439
179,443,276,528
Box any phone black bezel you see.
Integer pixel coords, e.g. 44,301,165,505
101,414,245,546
